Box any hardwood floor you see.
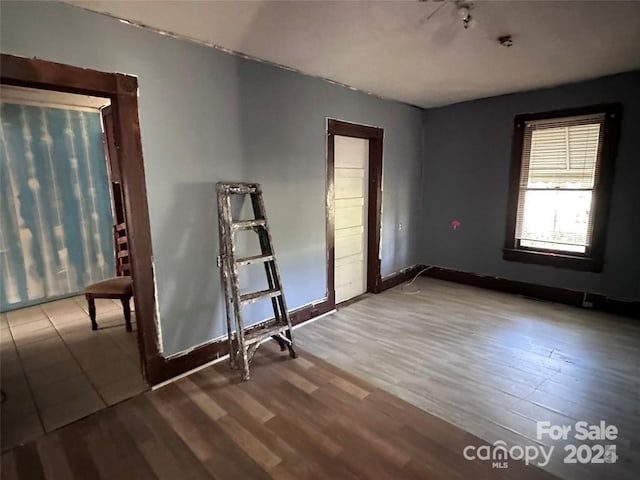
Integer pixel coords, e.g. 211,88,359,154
295,277,640,480
1,341,558,479
2,277,636,479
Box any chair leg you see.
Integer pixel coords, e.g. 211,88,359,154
122,297,132,332
87,295,98,330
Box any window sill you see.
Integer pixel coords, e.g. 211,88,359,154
503,248,602,273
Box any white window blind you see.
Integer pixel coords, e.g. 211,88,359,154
515,113,605,254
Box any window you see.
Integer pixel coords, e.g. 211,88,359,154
504,104,622,272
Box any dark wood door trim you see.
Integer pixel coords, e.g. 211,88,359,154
326,132,337,307
327,119,384,304
1,54,161,383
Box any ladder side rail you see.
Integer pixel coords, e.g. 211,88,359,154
224,192,251,380
258,233,282,324
254,193,296,352
217,189,237,369
250,193,282,325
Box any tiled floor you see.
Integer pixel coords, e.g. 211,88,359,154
0,296,148,452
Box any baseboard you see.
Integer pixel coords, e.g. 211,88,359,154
419,265,640,319
379,265,424,291
146,297,334,385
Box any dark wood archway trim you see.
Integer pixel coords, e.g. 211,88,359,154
327,119,384,302
1,53,164,383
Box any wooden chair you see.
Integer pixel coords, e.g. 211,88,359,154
84,222,133,331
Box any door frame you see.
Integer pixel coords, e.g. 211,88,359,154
327,119,384,306
1,54,162,383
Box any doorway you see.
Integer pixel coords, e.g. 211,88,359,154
327,119,383,306
334,136,369,303
0,85,147,450
1,54,158,378
1,54,159,449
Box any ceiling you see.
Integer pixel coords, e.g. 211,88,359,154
68,1,640,108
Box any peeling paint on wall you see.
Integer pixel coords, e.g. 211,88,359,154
0,103,115,311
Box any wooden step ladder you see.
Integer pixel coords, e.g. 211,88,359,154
217,182,297,380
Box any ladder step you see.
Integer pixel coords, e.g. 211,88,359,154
236,254,274,266
218,182,260,194
240,288,281,305
231,219,267,230
244,324,289,346
229,185,258,194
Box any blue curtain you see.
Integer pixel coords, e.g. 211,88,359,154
1,103,115,311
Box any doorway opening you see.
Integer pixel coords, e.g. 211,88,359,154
1,54,158,450
327,119,383,307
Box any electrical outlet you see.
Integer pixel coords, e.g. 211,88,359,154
398,223,403,232
216,255,222,267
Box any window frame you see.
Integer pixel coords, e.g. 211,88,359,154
503,103,622,273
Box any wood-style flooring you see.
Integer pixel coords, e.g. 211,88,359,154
295,277,640,480
1,341,558,479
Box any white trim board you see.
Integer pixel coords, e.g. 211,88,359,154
1,85,110,112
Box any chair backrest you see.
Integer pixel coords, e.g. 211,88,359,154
114,222,131,276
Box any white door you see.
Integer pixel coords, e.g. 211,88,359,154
334,135,368,304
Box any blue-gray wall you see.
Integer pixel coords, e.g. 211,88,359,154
1,103,114,311
1,1,423,355
420,71,640,300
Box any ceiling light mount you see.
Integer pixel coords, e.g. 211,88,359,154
457,2,475,29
